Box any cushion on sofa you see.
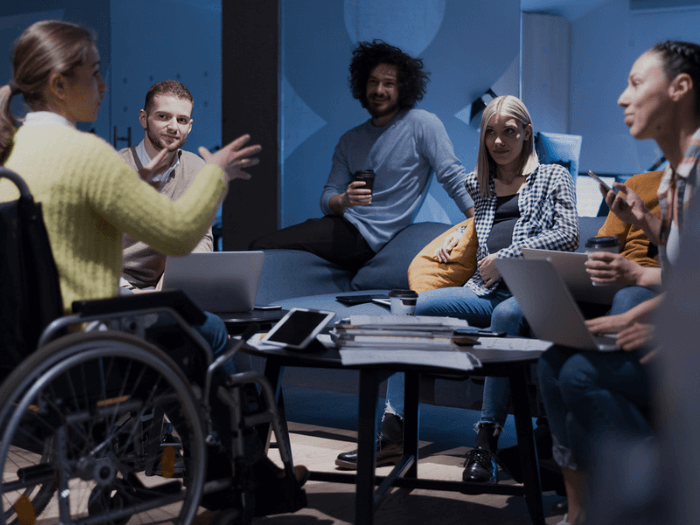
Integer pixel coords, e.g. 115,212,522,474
255,249,355,304
350,222,452,291
408,218,478,293
577,216,608,252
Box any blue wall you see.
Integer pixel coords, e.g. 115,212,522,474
109,0,221,154
570,0,700,175
7,1,698,230
0,2,111,140
0,1,220,154
280,0,520,228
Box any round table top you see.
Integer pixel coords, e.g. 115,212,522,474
241,336,545,377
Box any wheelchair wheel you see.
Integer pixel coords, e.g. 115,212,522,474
0,331,206,525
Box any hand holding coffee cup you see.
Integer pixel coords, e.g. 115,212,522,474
585,236,620,286
347,169,375,206
354,169,375,192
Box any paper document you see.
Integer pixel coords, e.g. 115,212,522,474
338,348,481,371
475,337,552,352
344,315,470,328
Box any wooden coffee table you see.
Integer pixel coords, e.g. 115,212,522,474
243,339,547,525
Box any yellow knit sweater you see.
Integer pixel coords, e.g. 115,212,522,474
1,125,226,311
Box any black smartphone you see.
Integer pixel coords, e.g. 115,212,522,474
336,294,389,306
453,328,506,337
254,304,282,311
588,171,616,193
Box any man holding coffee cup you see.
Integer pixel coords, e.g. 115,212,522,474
249,40,474,271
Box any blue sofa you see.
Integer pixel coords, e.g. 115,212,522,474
253,216,607,411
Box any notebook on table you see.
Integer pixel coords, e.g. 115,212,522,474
522,248,623,304
495,258,619,352
162,251,286,325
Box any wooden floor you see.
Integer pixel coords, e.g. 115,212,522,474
236,421,568,525
193,384,569,524
7,386,568,524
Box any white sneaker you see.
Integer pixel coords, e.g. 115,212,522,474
556,514,573,525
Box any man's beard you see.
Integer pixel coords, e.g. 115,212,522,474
366,97,399,119
146,123,186,152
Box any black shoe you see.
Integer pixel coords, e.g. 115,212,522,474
335,439,404,470
253,456,308,517
463,448,498,483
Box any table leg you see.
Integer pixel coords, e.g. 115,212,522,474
356,368,380,525
510,367,545,525
256,359,284,453
403,371,420,479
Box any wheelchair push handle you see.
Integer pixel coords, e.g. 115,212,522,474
0,167,32,199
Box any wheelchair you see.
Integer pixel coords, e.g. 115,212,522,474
0,167,303,525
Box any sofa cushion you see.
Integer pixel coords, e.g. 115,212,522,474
350,222,451,291
576,216,607,253
408,218,478,293
256,249,355,304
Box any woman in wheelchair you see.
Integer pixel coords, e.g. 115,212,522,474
0,19,306,524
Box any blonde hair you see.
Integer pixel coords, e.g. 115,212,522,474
0,20,96,163
474,95,539,198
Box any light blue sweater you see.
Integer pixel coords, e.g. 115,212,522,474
320,108,473,252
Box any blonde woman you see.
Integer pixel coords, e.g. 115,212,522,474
336,95,579,473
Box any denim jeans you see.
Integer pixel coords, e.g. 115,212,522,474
607,285,659,316
478,286,659,431
194,311,252,375
155,310,249,375
537,346,653,471
384,285,512,419
479,296,532,429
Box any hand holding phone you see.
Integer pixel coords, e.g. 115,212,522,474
589,171,629,211
588,171,616,194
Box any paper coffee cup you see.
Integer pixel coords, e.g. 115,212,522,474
585,236,620,286
388,289,418,316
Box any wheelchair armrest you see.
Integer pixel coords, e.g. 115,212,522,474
72,290,208,326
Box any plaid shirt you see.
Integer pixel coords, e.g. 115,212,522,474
657,126,700,247
464,163,579,296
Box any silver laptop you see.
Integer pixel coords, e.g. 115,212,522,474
162,251,264,313
496,258,619,351
522,248,624,304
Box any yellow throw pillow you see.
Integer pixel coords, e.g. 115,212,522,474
407,218,478,293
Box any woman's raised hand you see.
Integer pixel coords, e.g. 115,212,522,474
603,183,648,227
199,134,262,182
434,231,462,262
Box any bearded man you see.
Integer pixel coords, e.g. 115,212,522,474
119,80,213,290
249,40,474,271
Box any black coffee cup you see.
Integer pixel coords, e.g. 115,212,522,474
354,169,376,193
585,236,620,254
389,289,418,316
586,236,620,287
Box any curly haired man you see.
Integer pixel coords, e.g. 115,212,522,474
250,40,474,271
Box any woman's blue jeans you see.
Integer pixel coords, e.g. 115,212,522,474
156,310,250,375
537,346,653,471
384,285,512,419
478,286,659,431
195,312,252,375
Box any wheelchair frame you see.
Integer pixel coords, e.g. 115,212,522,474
0,167,299,525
